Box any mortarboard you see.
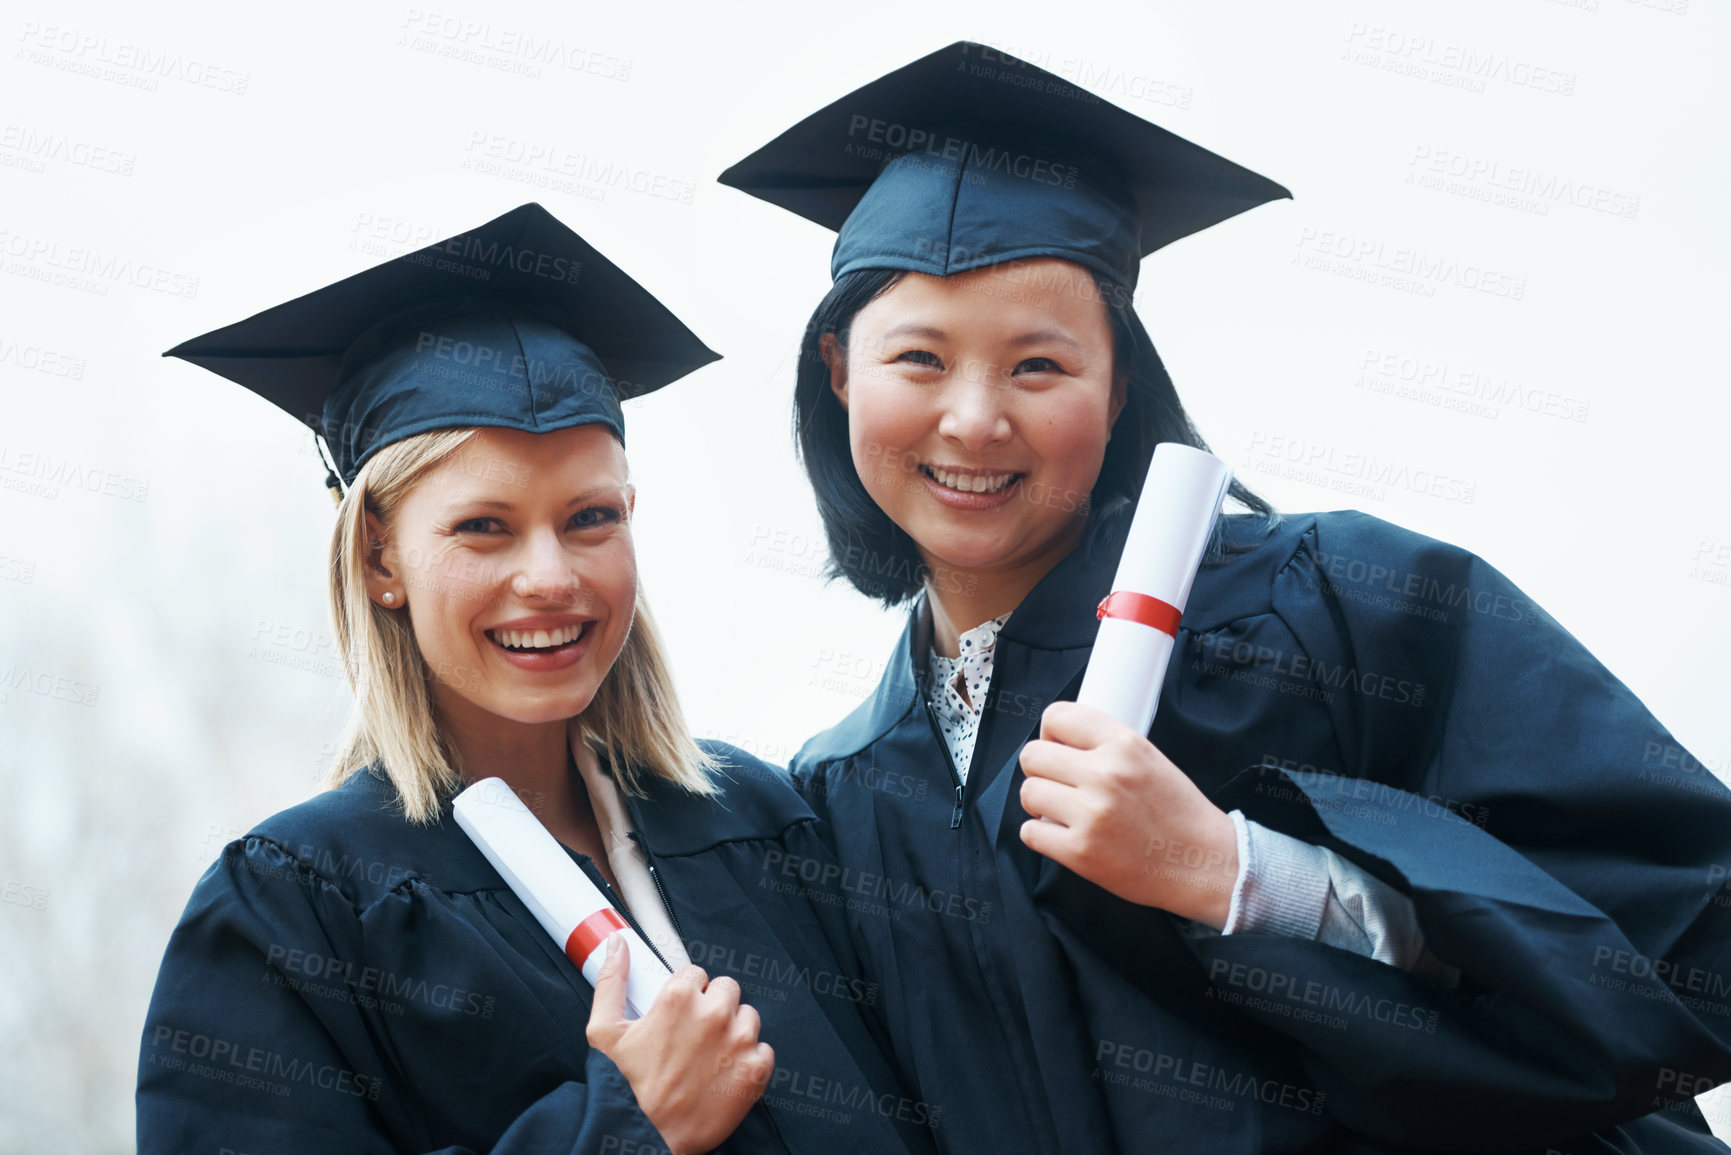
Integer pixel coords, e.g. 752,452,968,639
719,41,1289,287
165,202,720,496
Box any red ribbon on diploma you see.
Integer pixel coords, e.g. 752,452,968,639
565,908,629,968
1096,591,1182,638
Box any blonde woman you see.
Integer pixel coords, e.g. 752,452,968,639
137,204,932,1155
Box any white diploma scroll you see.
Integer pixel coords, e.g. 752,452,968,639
453,777,670,1020
1076,443,1233,734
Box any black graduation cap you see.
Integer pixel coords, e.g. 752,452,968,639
165,202,719,494
719,41,1289,287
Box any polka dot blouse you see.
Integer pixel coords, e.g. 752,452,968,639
926,611,1013,784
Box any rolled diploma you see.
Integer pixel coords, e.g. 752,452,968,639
1077,443,1233,735
453,776,670,1019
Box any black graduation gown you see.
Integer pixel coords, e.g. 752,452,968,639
137,741,938,1155
791,496,1731,1154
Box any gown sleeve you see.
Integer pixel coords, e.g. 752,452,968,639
1219,813,1457,982
1179,514,1731,1147
790,762,831,825
137,836,671,1155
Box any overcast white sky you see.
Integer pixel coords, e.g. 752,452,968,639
1,0,1726,1148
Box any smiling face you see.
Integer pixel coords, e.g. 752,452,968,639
366,423,637,734
827,258,1126,586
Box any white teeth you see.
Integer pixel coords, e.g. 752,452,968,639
492,624,585,651
925,466,1016,494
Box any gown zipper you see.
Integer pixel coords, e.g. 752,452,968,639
626,827,788,1151
922,694,966,829
921,659,1054,1149
626,830,688,951
573,853,676,975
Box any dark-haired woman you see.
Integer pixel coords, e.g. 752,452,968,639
723,41,1731,1154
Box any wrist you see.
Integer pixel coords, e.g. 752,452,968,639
644,1104,697,1155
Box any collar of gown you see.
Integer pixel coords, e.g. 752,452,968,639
794,494,1300,771
805,495,1137,763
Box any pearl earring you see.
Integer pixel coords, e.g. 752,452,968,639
383,592,396,605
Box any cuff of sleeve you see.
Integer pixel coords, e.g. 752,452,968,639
1221,810,1252,933
1222,813,1333,941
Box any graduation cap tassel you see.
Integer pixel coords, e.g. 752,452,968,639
312,431,346,507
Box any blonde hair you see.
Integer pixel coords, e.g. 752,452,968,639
324,428,716,823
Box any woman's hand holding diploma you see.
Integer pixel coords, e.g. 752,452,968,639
1019,701,1238,929
1017,444,1238,925
586,934,775,1155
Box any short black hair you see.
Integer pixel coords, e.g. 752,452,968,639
792,267,1274,606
